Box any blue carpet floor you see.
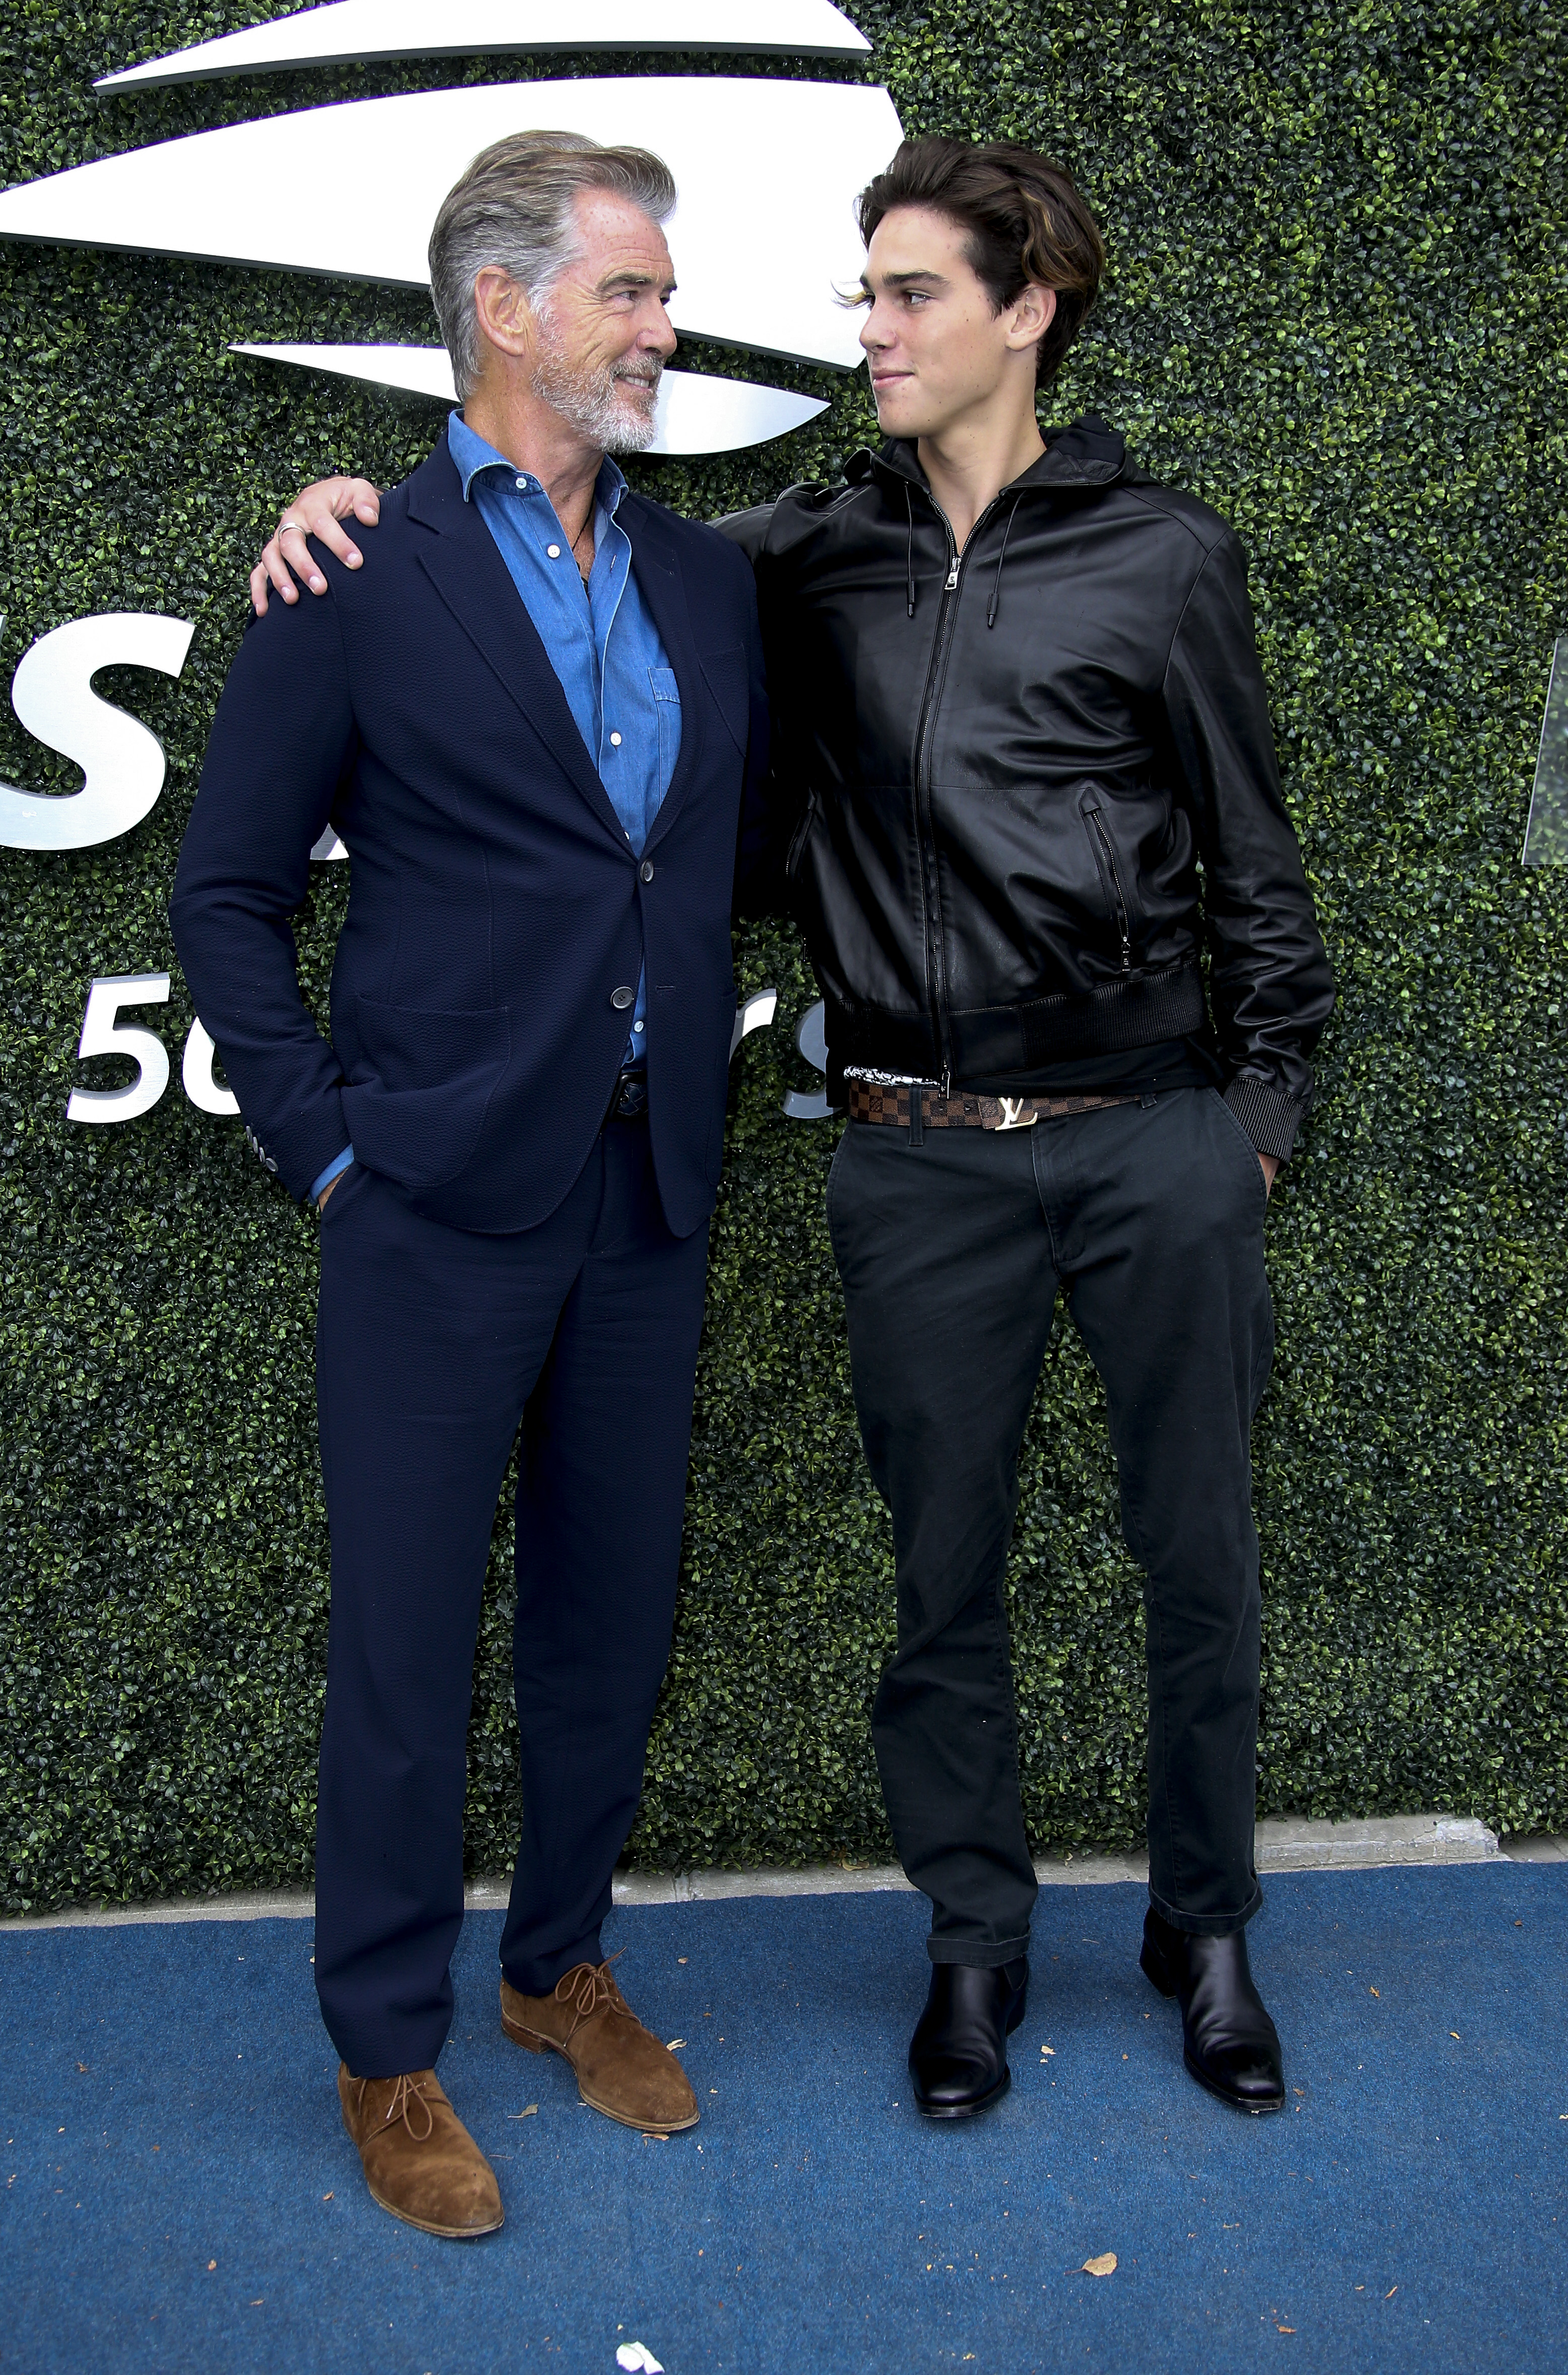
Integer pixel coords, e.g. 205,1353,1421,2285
2,1864,1564,2373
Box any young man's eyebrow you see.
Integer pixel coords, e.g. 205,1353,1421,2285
863,269,952,292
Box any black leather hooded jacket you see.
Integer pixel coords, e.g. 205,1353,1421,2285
724,420,1334,1158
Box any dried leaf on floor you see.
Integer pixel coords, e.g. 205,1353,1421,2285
1082,2253,1117,2277
505,2105,539,2120
666,2039,687,2049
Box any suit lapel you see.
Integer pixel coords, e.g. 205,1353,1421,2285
620,497,706,856
408,442,628,849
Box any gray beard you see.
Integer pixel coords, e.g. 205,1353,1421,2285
531,318,662,454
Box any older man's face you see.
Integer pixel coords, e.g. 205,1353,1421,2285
531,189,678,451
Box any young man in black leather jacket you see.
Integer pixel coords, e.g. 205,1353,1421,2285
254,137,1334,2125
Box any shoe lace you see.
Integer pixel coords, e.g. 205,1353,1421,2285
552,1951,632,2034
379,2072,437,2143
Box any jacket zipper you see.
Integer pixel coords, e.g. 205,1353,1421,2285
912,498,1004,1088
1086,807,1133,970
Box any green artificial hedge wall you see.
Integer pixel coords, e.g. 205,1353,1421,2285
2,2,1565,1913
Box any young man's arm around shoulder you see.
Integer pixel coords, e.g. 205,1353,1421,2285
711,524,777,922
707,504,799,921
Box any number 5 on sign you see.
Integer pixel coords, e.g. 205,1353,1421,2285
66,973,171,1123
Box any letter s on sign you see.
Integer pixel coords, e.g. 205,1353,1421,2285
0,612,195,851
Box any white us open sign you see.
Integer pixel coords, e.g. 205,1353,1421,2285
0,611,829,1127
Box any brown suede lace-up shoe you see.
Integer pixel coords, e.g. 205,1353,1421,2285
499,1958,699,2134
338,2065,504,2237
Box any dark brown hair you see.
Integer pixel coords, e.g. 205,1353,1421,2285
856,138,1104,386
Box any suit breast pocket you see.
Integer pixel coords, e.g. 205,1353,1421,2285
650,665,683,790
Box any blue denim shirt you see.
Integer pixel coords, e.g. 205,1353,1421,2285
310,414,681,1202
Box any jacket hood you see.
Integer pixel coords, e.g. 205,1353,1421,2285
851,415,1128,499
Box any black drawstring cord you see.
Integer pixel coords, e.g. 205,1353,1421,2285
987,494,1023,629
904,481,916,619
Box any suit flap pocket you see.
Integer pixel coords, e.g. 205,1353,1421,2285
344,998,512,1193
352,996,510,1092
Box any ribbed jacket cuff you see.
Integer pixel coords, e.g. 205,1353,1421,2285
1224,1075,1308,1162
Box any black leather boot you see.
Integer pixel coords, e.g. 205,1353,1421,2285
908,1958,1028,2118
1140,1906,1284,2113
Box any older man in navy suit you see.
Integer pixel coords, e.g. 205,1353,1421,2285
171,131,766,2237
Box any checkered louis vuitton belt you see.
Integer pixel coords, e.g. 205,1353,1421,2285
845,1078,1140,1132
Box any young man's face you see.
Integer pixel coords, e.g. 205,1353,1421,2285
858,203,1053,442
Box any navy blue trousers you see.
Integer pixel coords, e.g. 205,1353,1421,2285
311,1111,710,2078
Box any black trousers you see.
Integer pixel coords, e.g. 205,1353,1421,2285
311,1112,710,2077
827,1086,1274,1965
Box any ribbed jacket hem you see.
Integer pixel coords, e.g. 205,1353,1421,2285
1223,1074,1308,1161
828,959,1208,1085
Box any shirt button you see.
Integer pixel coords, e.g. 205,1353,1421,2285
516,476,529,491
611,985,635,1011
640,860,655,882
546,543,561,558
609,732,622,747
633,1020,646,1034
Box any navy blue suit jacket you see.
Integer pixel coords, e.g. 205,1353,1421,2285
171,434,768,1237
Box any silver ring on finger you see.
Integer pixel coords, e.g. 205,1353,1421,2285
278,519,305,539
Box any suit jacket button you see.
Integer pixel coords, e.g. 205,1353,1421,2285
611,985,635,1010
640,860,655,883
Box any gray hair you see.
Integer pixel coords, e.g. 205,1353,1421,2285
428,130,677,400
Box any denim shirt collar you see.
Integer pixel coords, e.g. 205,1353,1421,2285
447,409,628,521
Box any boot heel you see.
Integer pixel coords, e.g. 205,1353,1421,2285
1140,1937,1178,1998
500,2015,548,2054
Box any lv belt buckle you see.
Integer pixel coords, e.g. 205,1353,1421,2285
993,1096,1037,1132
